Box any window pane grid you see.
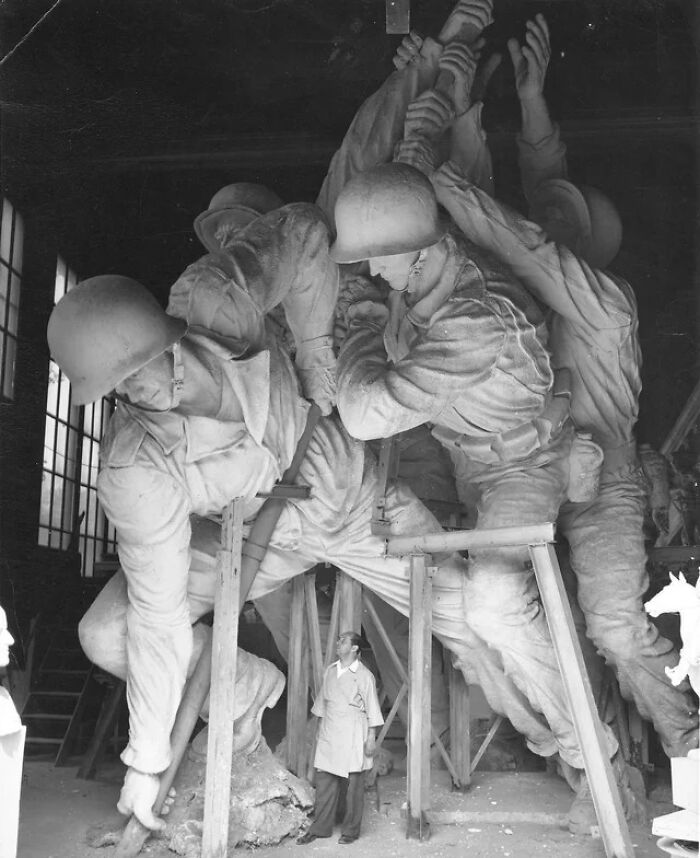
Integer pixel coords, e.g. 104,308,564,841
39,257,116,576
0,198,22,401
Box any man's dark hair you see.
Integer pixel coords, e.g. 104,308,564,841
339,630,362,650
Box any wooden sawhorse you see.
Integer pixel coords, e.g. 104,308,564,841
387,522,636,858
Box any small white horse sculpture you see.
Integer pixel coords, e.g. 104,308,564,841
645,571,700,698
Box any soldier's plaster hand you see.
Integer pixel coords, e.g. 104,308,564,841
404,90,455,141
394,137,440,177
346,299,390,333
471,50,503,104
439,42,481,115
297,365,337,416
393,31,424,71
439,0,493,47
364,734,377,757
296,337,337,416
507,13,551,102
117,768,175,831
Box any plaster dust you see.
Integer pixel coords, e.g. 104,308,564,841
17,754,674,858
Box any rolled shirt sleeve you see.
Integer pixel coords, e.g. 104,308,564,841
516,122,569,202
97,464,193,774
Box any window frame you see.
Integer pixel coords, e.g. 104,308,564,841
0,197,24,402
39,257,117,575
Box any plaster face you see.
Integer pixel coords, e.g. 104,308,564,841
0,607,14,668
114,350,175,411
369,251,418,292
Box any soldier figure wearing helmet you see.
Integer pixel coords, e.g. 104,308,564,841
368,8,696,829
332,156,620,784
47,271,523,832
422,12,699,805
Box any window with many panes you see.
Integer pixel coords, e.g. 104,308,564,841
0,198,24,401
39,257,117,575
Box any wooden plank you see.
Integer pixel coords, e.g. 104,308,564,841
323,578,342,672
470,715,504,774
529,543,635,858
202,499,244,858
385,0,410,34
55,664,95,766
286,574,309,777
374,682,408,751
304,572,324,699
660,377,700,457
338,572,362,635
361,592,459,784
447,657,471,789
386,523,555,557
406,555,432,840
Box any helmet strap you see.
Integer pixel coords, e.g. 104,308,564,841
407,248,428,286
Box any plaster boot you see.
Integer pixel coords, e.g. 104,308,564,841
567,752,648,835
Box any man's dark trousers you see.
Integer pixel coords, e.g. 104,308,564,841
308,769,366,839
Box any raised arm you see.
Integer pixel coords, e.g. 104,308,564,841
317,0,494,224
168,202,339,413
508,14,568,199
431,161,633,333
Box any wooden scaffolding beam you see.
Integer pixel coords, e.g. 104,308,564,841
385,522,635,858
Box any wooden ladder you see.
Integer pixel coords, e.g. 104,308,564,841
21,624,96,765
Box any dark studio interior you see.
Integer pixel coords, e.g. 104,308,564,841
0,1,699,855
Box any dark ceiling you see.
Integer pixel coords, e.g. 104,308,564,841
0,0,696,268
0,0,698,441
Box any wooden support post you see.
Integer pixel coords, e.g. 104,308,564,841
304,572,324,699
529,543,635,858
338,571,362,634
362,593,459,783
406,555,433,841
286,574,309,777
447,656,471,790
386,0,410,35
202,499,244,858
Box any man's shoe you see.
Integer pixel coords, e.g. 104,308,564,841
297,832,319,844
338,835,357,844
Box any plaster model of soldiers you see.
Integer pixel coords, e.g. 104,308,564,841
47,273,515,833
187,181,453,752
298,631,383,845
331,158,631,818
425,14,698,769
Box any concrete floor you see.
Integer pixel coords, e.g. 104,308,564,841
16,753,676,858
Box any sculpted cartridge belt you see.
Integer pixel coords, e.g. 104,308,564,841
433,368,572,466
